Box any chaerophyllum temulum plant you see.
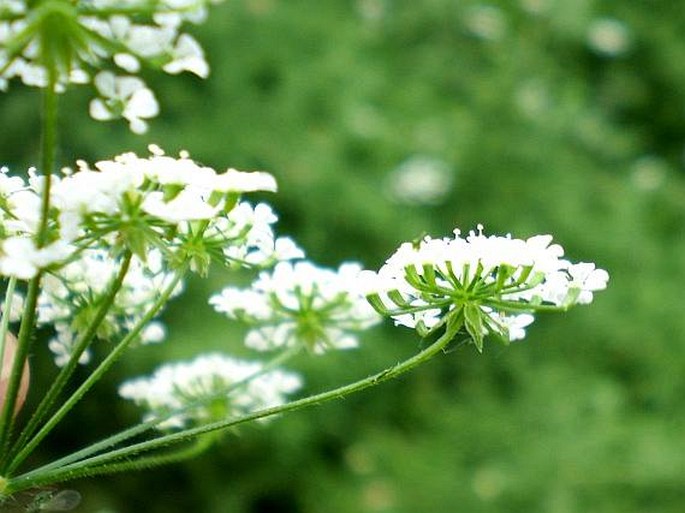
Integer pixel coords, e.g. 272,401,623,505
0,0,610,508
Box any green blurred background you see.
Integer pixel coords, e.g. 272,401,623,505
2,0,685,512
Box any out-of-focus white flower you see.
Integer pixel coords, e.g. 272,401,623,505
209,169,278,193
0,0,218,131
210,261,381,353
49,326,92,367
519,0,549,15
362,225,609,350
89,72,159,134
119,354,302,429
386,156,454,205
631,156,667,192
163,34,209,78
0,237,72,279
587,18,631,57
464,5,507,41
37,248,182,366
1,290,24,323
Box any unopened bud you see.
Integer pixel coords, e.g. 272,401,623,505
0,332,30,416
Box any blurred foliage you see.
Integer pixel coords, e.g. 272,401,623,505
2,0,685,512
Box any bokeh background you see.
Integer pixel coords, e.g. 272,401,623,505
2,0,685,512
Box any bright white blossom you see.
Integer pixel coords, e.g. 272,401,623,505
0,237,72,280
1,147,296,280
89,72,159,134
119,354,302,429
361,225,609,350
0,0,219,131
210,261,381,353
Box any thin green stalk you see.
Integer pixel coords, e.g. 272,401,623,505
0,277,18,390
46,435,216,482
0,58,59,466
7,320,460,492
485,299,567,313
6,268,187,474
0,277,41,463
22,345,304,475
6,253,133,472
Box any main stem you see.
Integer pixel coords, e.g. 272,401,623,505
6,253,133,472
6,321,460,492
6,268,187,474
0,71,58,464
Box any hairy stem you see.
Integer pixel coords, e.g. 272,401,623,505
5,267,186,475
6,253,133,473
6,319,460,492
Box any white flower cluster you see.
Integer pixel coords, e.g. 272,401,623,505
210,261,381,353
119,353,302,430
0,146,299,280
0,166,73,279
35,249,181,366
0,0,221,131
362,225,609,348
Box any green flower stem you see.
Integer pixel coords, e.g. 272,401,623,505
64,435,217,480
20,345,305,476
0,61,59,468
36,68,59,248
0,277,18,389
6,321,460,492
5,267,187,476
485,299,568,313
0,275,42,464
6,253,134,473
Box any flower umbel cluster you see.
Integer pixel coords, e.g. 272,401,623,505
0,146,301,281
36,248,180,366
210,261,381,353
362,225,609,351
119,354,302,430
0,0,220,131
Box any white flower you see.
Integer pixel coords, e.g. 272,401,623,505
210,261,381,353
209,169,278,193
1,0,217,132
48,326,91,367
37,248,181,366
142,189,219,222
364,225,609,348
587,18,631,57
89,72,159,134
119,354,302,429
386,156,453,205
0,237,72,279
163,34,209,78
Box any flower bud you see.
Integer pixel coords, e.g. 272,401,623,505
0,332,30,416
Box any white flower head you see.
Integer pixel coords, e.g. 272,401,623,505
1,0,218,129
364,225,609,350
89,72,159,134
119,354,302,430
210,260,381,354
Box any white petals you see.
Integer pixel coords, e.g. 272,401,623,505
1,0,214,130
89,72,159,133
0,237,72,279
364,225,609,344
210,261,381,353
163,34,209,78
119,354,302,429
